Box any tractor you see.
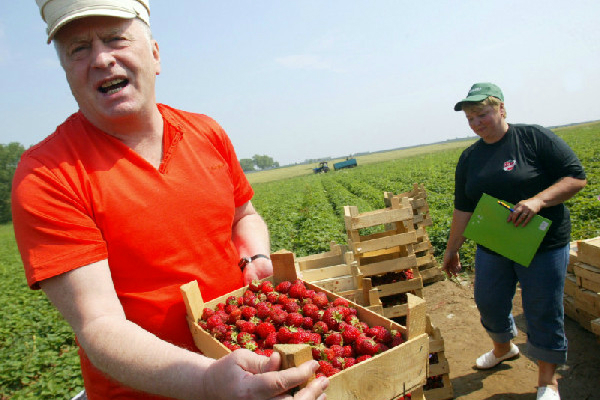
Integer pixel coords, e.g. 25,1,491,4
313,161,330,174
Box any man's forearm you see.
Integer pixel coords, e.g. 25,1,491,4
79,316,213,400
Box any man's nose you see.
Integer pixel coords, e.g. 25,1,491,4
90,42,116,68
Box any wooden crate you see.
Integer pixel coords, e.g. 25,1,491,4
344,196,424,320
424,317,454,400
383,185,445,285
577,237,600,268
180,250,429,400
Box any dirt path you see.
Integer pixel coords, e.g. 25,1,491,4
422,278,600,400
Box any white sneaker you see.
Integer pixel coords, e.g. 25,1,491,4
475,342,519,369
537,386,560,400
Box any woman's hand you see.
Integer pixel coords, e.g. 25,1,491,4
442,249,462,278
510,197,544,227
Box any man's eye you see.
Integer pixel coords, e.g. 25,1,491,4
70,45,89,56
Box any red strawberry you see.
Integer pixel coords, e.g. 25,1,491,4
302,303,320,320
342,345,355,358
286,312,304,328
290,330,312,344
266,292,279,304
322,307,344,330
302,316,314,330
333,297,349,307
260,280,275,293
331,356,345,370
201,308,215,321
248,280,261,292
226,295,239,306
239,320,257,334
356,354,372,363
237,331,255,345
264,332,278,349
277,326,294,344
312,292,329,309
355,336,380,356
308,332,322,345
206,314,224,330
283,300,300,314
367,326,393,344
320,347,336,361
391,330,405,347
317,360,340,377
312,320,329,335
241,306,257,320
256,302,272,320
340,324,361,344
325,332,343,347
226,307,242,324
288,282,307,299
275,280,292,293
243,340,258,351
270,308,288,327
304,289,317,299
256,322,276,339
343,357,356,369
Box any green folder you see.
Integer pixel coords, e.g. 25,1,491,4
463,193,552,267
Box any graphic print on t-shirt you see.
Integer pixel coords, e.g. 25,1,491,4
503,159,516,171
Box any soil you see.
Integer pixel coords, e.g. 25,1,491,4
422,277,600,400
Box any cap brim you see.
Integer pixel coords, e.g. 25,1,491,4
47,9,138,43
453,94,490,111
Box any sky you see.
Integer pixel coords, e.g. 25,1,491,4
1,1,599,166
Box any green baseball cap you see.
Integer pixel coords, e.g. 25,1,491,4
454,82,504,111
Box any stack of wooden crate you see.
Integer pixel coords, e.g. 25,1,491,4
344,195,423,323
384,184,445,285
423,316,454,400
564,237,600,338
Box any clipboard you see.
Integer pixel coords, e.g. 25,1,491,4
463,193,552,267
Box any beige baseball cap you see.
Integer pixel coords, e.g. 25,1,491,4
36,0,150,44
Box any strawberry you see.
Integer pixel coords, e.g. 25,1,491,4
325,332,343,347
308,332,322,345
343,357,356,369
277,326,294,344
322,307,344,330
342,345,355,358
241,306,257,320
356,354,372,363
355,336,380,356
226,295,239,306
237,331,255,345
201,308,215,321
302,303,320,320
259,280,275,293
340,324,361,344
283,300,300,314
288,282,307,299
302,316,314,330
275,280,292,293
312,320,329,335
290,330,312,344
264,332,278,349
266,291,279,304
238,320,257,334
367,326,392,344
206,314,224,331
256,322,276,339
312,292,329,309
333,297,349,307
331,356,345,370
248,280,261,292
269,308,288,327
317,360,340,377
330,344,344,358
286,312,304,328
256,302,272,320
391,330,405,347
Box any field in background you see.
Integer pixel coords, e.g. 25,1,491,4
1,122,598,399
247,139,477,184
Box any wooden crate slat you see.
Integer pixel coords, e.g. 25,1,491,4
345,207,414,230
359,255,418,276
573,262,600,284
376,278,424,298
353,231,418,254
577,237,600,268
300,263,353,282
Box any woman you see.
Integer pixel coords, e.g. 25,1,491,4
443,82,586,400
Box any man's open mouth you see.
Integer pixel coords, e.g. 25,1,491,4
99,79,128,94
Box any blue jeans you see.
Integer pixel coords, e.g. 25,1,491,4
474,244,569,365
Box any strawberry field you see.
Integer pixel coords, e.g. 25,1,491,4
1,122,599,399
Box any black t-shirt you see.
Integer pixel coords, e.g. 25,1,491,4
455,124,586,251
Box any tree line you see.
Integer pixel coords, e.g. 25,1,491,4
240,154,279,172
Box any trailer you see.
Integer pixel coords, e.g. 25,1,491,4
333,158,357,170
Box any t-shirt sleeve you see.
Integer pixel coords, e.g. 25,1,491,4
11,155,108,289
536,127,586,181
454,149,476,212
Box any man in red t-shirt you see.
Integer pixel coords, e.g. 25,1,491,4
11,1,329,399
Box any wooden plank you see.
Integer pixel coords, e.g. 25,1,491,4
274,344,314,389
346,207,414,230
564,273,578,298
428,358,450,376
383,304,409,319
581,276,600,293
352,231,418,254
573,262,600,284
423,374,454,400
180,281,205,323
376,278,424,298
416,254,436,268
325,333,428,400
577,237,600,268
311,275,357,293
574,287,600,316
301,263,352,282
359,255,418,276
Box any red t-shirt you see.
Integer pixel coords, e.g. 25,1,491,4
12,104,254,399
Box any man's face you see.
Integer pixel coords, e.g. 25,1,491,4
55,16,160,126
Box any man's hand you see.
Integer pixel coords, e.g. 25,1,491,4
202,349,328,400
243,256,273,286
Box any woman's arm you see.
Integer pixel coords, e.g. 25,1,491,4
442,209,473,277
